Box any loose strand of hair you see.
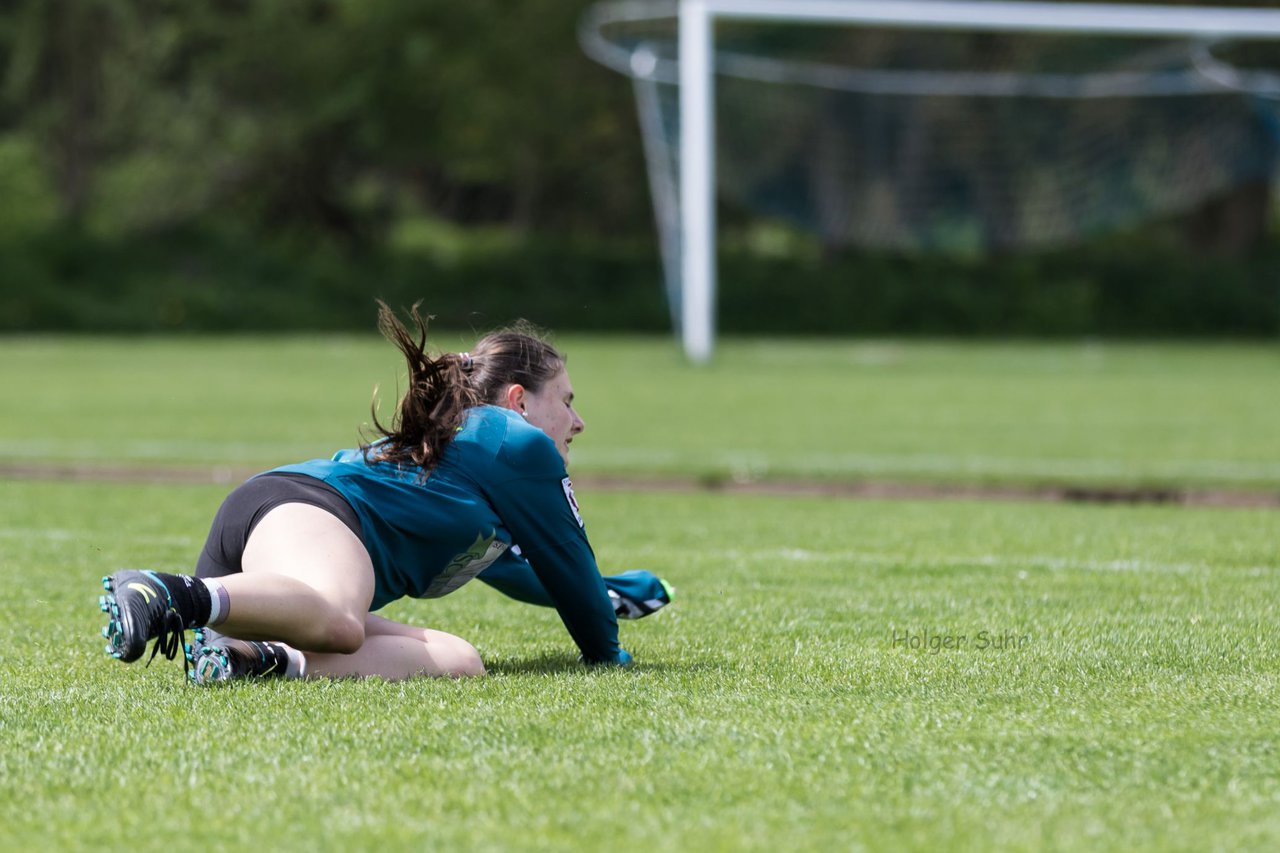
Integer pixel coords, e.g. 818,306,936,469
367,301,478,473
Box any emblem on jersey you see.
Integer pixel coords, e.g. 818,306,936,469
561,477,584,527
424,530,509,598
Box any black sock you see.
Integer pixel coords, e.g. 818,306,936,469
152,572,212,628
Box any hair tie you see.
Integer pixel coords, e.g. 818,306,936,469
459,352,473,373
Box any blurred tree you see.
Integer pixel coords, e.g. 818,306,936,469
2,0,124,225
189,0,649,241
0,0,1265,256
0,0,650,245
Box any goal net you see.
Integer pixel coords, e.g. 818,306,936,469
581,0,1280,359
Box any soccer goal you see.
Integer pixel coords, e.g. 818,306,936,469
581,0,1280,361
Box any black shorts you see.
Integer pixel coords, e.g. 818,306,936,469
194,472,364,579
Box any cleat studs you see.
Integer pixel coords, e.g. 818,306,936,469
101,626,110,638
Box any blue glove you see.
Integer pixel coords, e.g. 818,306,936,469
608,570,675,620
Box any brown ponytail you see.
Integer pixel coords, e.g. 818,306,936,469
367,301,566,472
367,301,480,471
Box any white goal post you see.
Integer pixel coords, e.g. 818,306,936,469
675,0,1280,362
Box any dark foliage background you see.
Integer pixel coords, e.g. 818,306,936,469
0,0,1276,335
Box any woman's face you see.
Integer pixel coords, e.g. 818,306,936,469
520,367,585,466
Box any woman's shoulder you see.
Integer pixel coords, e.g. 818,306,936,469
458,404,515,434
454,405,563,479
275,447,405,482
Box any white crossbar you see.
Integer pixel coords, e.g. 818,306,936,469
700,0,1280,37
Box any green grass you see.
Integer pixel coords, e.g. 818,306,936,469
1,479,1278,851
1,335,1278,489
1,335,1278,849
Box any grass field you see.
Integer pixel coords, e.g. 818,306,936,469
2,335,1278,489
1,335,1278,851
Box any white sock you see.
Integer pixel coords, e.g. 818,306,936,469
201,577,230,625
284,645,307,679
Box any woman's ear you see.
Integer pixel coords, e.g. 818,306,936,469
503,383,527,414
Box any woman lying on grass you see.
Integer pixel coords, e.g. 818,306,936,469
95,302,672,683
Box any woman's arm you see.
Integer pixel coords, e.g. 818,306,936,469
479,559,674,618
486,483,623,663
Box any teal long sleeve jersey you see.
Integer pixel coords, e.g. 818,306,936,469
273,405,625,664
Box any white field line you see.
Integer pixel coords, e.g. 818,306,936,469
8,530,1275,577
0,527,197,547
0,438,323,462
573,448,1280,484
622,545,1278,576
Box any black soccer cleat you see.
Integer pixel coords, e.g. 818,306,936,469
99,570,188,665
185,628,292,685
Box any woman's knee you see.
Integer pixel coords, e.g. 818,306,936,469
313,610,367,654
437,636,485,678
